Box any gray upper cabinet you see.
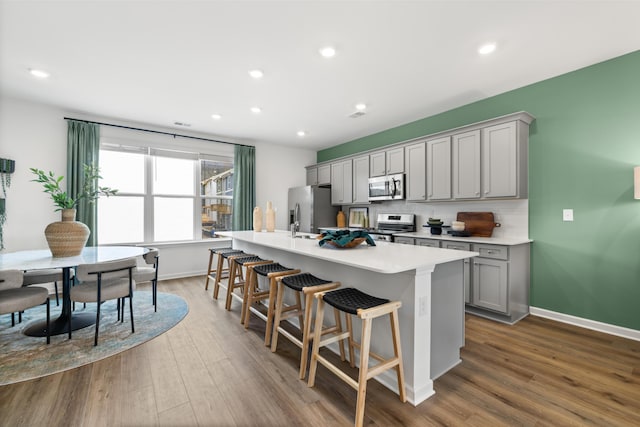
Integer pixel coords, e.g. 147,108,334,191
317,164,331,186
306,167,318,186
352,155,370,204
330,159,353,205
482,121,527,198
405,142,426,201
452,130,481,199
307,112,533,204
370,147,405,177
426,136,451,200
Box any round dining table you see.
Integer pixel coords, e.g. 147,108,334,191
0,246,147,337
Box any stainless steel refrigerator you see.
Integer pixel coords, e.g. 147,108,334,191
287,186,339,233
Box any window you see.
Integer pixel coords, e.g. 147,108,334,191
97,144,233,244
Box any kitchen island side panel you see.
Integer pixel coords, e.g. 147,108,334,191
230,238,465,405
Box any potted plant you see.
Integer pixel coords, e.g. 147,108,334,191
31,164,117,257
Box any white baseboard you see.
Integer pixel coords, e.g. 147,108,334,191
530,307,640,342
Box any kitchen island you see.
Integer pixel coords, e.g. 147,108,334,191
218,230,478,405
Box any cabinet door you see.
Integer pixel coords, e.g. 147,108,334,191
317,164,331,185
352,156,370,204
405,142,426,201
306,167,318,186
330,162,344,205
452,130,481,199
427,136,451,200
386,147,405,174
342,160,353,204
369,152,386,177
442,241,471,303
472,258,509,314
482,121,517,198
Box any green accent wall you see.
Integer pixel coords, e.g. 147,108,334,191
318,50,640,331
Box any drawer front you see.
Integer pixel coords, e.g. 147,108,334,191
442,241,471,251
474,244,508,260
394,237,415,245
416,238,440,248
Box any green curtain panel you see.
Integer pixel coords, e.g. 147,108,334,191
232,145,255,231
67,120,100,246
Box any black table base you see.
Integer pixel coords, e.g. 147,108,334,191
24,312,95,337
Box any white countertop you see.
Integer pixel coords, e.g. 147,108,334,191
394,230,532,246
218,230,478,274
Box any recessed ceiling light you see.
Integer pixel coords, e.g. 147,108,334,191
211,114,222,120
248,69,264,79
319,46,336,58
355,103,367,111
297,131,306,137
478,43,497,55
250,107,262,114
29,68,50,78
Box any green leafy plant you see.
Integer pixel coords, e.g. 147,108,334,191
30,164,118,211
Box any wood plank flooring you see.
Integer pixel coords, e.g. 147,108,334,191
1,276,639,426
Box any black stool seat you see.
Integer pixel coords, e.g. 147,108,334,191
253,263,294,276
234,256,265,265
210,247,233,254
221,250,245,259
281,273,332,292
323,288,389,315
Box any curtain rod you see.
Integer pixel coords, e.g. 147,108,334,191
63,117,252,148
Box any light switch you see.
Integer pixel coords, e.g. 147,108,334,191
563,209,574,221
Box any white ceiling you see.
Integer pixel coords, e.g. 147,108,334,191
1,0,639,151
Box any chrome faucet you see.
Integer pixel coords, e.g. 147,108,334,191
291,221,299,238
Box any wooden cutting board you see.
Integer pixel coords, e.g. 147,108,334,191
456,212,499,237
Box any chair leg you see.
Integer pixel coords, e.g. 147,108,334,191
94,300,101,346
355,317,373,427
213,254,226,300
68,300,72,340
270,281,286,353
299,290,315,379
346,314,356,367
390,309,406,403
205,250,214,290
307,296,326,388
129,293,135,333
153,279,157,312
54,281,60,306
11,313,15,327
46,298,51,345
18,311,22,323
225,259,239,311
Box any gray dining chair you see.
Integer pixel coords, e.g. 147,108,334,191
70,258,136,346
0,269,50,344
133,248,159,311
22,268,64,306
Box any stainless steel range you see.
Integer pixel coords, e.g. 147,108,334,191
367,213,416,242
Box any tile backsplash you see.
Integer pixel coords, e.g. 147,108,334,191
343,199,529,239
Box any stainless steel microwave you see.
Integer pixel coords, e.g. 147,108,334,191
368,173,405,201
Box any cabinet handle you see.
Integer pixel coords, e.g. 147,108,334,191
487,250,494,254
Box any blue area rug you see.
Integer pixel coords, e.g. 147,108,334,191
0,291,188,386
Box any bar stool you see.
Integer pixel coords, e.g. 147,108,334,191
204,247,232,291
224,255,272,312
212,249,246,299
307,287,406,427
270,273,343,380
244,262,300,346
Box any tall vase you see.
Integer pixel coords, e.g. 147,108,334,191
44,208,90,257
265,201,275,232
253,206,263,232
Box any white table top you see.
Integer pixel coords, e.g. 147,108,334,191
0,246,147,271
218,230,478,274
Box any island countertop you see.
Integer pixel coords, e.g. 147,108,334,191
217,230,478,274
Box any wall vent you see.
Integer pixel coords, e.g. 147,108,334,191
173,121,192,127
348,111,366,119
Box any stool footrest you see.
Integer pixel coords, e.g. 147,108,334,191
315,354,359,390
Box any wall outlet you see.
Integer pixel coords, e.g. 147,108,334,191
418,296,428,316
563,209,574,221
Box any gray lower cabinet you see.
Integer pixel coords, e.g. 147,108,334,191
398,237,530,324
467,243,530,324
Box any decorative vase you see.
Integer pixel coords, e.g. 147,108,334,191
265,201,275,232
44,208,90,257
253,206,263,232
337,211,346,228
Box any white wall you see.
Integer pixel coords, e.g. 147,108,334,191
0,96,315,279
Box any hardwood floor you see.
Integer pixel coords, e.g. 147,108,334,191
1,276,639,426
